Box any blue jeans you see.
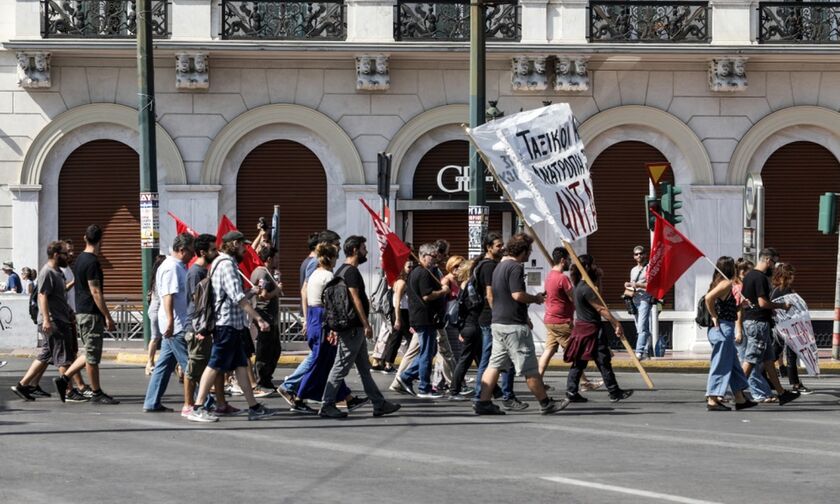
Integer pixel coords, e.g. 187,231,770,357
633,296,653,355
143,331,189,410
400,325,438,393
735,331,772,399
474,325,514,401
281,352,315,395
706,321,749,397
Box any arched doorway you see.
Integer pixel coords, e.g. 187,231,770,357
58,140,141,296
236,140,327,295
763,141,840,309
587,141,674,308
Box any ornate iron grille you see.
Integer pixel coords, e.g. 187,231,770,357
41,0,170,38
221,0,346,40
759,2,840,43
588,1,709,42
394,0,521,41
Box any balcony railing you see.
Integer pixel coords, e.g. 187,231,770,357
394,0,521,41
759,2,840,43
41,0,170,38
588,1,709,43
221,0,346,40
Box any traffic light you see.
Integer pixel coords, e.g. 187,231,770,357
645,195,660,231
660,182,683,225
818,192,837,235
377,152,392,202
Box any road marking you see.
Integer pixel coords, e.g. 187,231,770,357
539,475,722,504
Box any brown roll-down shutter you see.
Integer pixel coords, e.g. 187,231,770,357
586,141,675,308
58,140,141,296
763,141,840,309
237,140,327,296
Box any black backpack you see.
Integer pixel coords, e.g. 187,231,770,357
28,287,39,324
192,258,231,336
369,273,394,318
322,265,359,331
695,295,713,328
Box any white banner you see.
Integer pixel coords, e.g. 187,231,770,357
467,103,596,243
772,293,820,376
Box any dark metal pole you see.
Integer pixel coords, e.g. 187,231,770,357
137,0,159,346
468,0,488,260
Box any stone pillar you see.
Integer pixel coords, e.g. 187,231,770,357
519,0,549,43
346,0,395,42
9,185,41,270
710,0,754,45
162,185,222,247
551,0,588,44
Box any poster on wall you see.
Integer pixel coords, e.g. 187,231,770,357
466,103,596,243
140,192,160,249
772,293,820,376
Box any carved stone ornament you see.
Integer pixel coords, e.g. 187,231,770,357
708,57,747,92
356,55,390,91
175,52,209,91
554,56,589,92
17,52,51,89
511,56,548,92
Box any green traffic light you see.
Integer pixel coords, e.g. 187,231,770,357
818,192,837,235
659,181,683,225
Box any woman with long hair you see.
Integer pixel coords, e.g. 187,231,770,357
704,256,756,411
145,254,167,376
564,255,633,403
770,263,811,394
451,260,482,399
379,259,416,373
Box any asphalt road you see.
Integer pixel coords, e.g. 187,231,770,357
2,357,839,504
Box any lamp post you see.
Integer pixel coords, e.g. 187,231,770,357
137,0,159,345
468,0,487,260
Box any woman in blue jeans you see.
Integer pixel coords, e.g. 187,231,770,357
704,256,757,412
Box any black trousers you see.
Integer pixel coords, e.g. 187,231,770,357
452,322,482,393
254,324,282,388
383,309,411,364
566,327,620,396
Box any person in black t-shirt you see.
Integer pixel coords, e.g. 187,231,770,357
319,236,400,418
740,247,799,405
474,233,568,416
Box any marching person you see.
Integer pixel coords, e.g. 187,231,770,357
380,258,415,373
474,233,568,415
628,246,654,360
2,261,22,293
565,254,634,404
769,263,811,395
703,256,757,411
145,254,167,376
250,246,284,396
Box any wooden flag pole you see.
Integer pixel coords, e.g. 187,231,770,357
470,137,655,389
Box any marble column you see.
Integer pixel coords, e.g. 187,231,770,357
9,185,41,270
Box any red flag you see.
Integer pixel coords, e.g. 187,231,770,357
215,215,261,283
360,199,411,286
167,211,199,237
645,212,704,300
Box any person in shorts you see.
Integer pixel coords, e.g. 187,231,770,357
474,233,569,416
10,241,76,401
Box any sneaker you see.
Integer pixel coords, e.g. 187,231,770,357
0,360,7,368
53,376,69,402
370,364,385,373
181,405,193,418
80,385,94,398
541,397,571,415
143,404,173,413
458,388,476,398
213,403,242,416
66,389,89,403
11,383,36,401
373,400,401,417
580,380,604,392
609,389,634,403
449,392,470,401
91,391,120,405
417,390,444,400
345,396,371,412
778,389,801,406
566,393,588,403
381,366,398,375
187,407,219,423
389,376,416,397
30,385,51,398
248,403,278,421
635,352,647,361
501,397,530,411
793,384,813,395
290,401,318,415
277,386,296,406
473,401,506,415
252,387,274,398
229,384,244,396
319,402,348,419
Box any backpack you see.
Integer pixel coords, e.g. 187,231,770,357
695,295,713,328
369,273,394,318
322,265,359,332
192,258,231,337
462,260,489,312
28,287,39,324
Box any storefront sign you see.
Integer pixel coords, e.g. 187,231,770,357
139,192,160,249
772,293,820,376
437,165,495,194
468,205,489,258
467,103,597,243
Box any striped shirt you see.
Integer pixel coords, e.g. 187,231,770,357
211,253,247,330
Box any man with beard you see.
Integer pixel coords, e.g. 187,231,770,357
319,236,401,418
740,247,800,406
11,241,77,401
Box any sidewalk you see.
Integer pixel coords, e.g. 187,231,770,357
3,342,840,374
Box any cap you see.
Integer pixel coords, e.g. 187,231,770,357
2,261,13,270
222,231,251,244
